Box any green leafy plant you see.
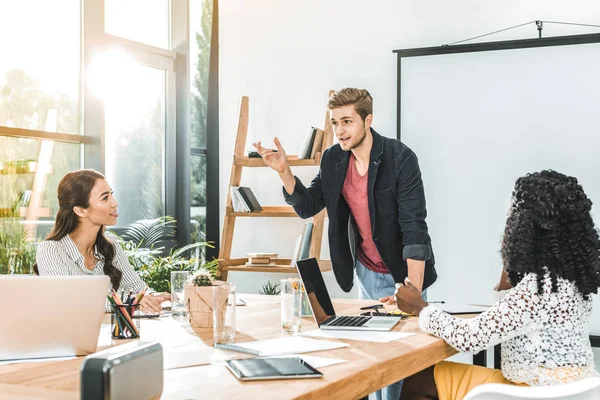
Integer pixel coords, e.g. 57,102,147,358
0,219,36,274
259,280,281,296
111,216,217,293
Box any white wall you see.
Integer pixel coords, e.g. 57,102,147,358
219,0,600,298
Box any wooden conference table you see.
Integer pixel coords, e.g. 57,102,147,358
0,295,459,399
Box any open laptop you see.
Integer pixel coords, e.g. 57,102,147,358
296,258,401,331
0,275,109,361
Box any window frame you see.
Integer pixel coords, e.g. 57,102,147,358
0,0,219,252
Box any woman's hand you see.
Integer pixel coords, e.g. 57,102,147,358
140,292,170,314
395,278,428,316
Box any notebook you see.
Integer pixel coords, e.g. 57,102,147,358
296,258,401,331
213,336,348,356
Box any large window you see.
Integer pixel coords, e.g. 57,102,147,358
102,57,168,225
0,0,218,271
0,0,81,134
0,0,84,250
190,0,214,242
105,0,170,49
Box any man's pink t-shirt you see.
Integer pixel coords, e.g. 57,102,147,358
341,154,389,274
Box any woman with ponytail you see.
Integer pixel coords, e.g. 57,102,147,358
35,169,168,314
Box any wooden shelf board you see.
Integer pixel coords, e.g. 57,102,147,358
229,205,298,218
234,155,320,167
222,258,332,273
226,265,297,273
20,207,51,218
0,207,51,218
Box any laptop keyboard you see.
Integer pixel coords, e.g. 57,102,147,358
326,315,372,327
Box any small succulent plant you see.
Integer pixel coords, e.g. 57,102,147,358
189,268,214,287
259,280,281,295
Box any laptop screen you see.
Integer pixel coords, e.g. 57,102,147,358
295,258,336,326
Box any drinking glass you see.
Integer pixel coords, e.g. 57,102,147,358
281,278,302,334
171,271,190,318
213,284,236,344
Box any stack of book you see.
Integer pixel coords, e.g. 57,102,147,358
245,252,278,267
297,127,325,160
230,186,263,212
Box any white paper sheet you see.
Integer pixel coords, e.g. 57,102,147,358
301,329,415,343
215,336,350,356
163,344,230,370
270,354,348,369
163,336,350,370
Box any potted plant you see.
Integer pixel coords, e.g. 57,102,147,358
184,268,229,329
111,216,218,292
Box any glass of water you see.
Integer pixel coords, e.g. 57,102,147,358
171,271,190,319
213,284,236,344
281,278,302,334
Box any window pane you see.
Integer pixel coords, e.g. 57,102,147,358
190,154,206,242
0,136,80,244
190,0,213,149
105,0,170,49
105,62,166,226
0,1,80,133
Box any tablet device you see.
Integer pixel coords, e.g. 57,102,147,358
225,357,323,381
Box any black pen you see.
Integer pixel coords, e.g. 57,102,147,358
428,301,445,304
360,304,384,310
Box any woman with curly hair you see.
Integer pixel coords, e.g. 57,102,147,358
396,170,600,400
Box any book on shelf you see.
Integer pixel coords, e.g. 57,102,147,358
290,233,303,267
297,127,316,160
244,262,277,267
309,128,324,159
236,187,263,212
299,222,313,261
247,252,278,258
230,186,249,212
248,257,271,264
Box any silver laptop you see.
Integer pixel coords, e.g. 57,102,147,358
296,258,401,331
0,275,109,360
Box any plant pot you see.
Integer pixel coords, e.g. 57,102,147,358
184,280,229,329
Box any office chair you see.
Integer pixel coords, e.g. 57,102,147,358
463,377,600,400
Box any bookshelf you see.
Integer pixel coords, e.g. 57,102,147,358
217,93,334,280
0,141,54,239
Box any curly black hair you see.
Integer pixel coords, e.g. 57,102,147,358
501,170,600,299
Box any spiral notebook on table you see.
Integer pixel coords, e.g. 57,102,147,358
213,336,348,356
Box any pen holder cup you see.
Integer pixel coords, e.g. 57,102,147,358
111,304,141,339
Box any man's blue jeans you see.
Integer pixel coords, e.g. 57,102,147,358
355,259,427,400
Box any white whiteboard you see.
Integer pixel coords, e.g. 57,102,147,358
400,42,600,334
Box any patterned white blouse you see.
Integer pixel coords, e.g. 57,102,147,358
419,272,598,386
36,234,147,297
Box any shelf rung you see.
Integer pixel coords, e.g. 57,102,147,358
221,258,332,273
226,265,297,273
229,205,298,218
234,155,320,167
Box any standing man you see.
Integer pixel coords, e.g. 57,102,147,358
254,88,437,400
254,88,437,301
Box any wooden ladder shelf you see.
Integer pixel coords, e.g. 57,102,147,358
217,93,334,280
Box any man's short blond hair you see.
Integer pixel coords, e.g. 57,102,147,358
327,88,373,121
